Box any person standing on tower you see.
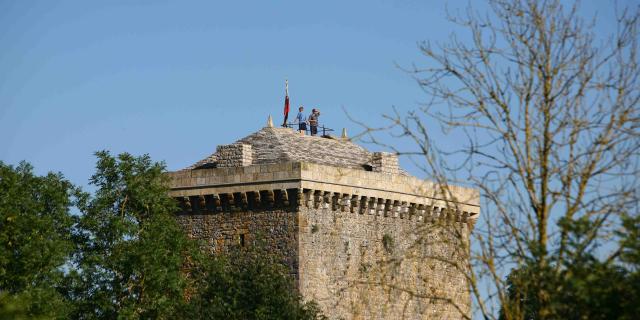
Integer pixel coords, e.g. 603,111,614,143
295,106,307,134
308,108,320,136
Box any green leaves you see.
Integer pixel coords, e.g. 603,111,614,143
73,151,195,319
184,245,325,320
618,213,640,268
1,153,325,319
501,247,640,320
0,161,77,319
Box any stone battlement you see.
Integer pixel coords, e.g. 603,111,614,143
168,161,479,224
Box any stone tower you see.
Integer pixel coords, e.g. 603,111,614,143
167,124,480,319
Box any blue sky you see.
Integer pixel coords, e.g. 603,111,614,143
0,0,629,187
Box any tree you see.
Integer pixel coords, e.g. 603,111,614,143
0,161,77,319
500,250,639,320
184,244,326,320
70,151,200,319
356,0,640,319
69,151,325,319
499,200,640,320
2,153,326,319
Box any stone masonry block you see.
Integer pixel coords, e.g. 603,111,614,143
216,143,253,167
372,152,399,174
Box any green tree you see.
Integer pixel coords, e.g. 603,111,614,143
184,244,325,320
1,153,326,319
70,151,323,319
71,151,199,319
501,254,639,320
0,161,77,319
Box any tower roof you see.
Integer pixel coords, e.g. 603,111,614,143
187,127,381,171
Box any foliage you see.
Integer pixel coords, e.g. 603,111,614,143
1,154,325,319
0,161,77,319
70,151,200,319
184,245,326,320
501,254,639,320
618,212,640,270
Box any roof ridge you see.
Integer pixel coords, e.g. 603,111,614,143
183,126,403,173
250,127,292,163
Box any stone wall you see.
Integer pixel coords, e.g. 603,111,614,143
168,162,480,216
371,152,400,175
169,160,477,319
174,198,471,320
175,208,300,278
298,206,470,320
215,143,253,167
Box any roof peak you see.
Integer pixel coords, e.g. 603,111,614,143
185,125,405,175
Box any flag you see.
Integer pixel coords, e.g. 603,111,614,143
282,80,290,127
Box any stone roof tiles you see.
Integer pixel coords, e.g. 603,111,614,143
187,127,380,171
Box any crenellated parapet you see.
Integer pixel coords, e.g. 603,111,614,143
168,161,479,227
176,188,476,223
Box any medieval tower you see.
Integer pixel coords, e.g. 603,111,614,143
167,119,480,319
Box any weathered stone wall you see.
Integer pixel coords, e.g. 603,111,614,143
175,209,300,278
175,204,470,319
371,152,400,175
169,160,477,319
215,143,253,168
298,206,470,319
168,162,480,216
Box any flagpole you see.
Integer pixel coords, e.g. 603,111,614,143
282,79,290,127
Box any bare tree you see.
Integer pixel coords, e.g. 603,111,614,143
354,1,640,319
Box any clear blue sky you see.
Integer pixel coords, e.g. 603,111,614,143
0,0,628,187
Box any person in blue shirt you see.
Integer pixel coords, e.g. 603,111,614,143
295,106,307,134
